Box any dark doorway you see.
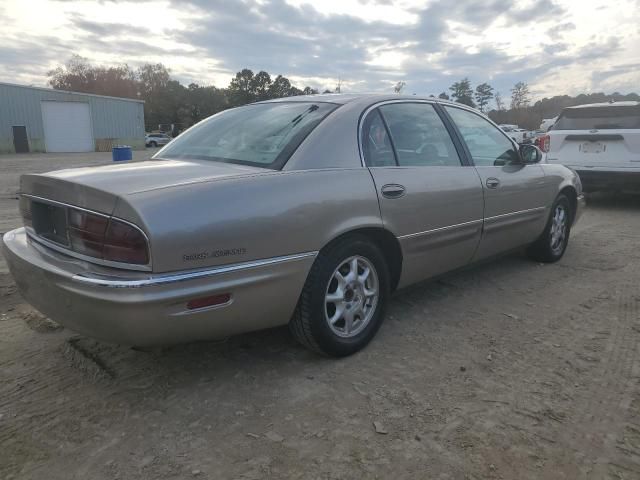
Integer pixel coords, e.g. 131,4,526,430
12,126,29,153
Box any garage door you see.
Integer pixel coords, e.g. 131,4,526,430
41,101,94,152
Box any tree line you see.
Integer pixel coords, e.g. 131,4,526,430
48,55,320,133
435,78,531,113
435,77,639,129
49,55,639,133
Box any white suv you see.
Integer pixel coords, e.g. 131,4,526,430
145,133,171,148
544,102,640,193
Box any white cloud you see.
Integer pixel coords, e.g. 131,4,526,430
0,0,638,98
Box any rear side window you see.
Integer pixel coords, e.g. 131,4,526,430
159,102,338,169
553,105,640,130
362,110,396,167
445,106,519,167
363,103,461,167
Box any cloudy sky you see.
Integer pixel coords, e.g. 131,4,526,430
1,0,639,100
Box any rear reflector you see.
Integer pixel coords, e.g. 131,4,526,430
186,293,232,310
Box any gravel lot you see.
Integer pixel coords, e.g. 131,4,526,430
1,152,640,479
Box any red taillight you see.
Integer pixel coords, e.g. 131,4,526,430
103,218,149,264
67,208,149,265
540,134,550,153
68,209,109,257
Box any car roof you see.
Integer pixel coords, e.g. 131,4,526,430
565,101,640,109
257,93,467,108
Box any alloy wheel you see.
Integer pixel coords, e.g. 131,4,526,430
550,204,568,254
324,255,379,338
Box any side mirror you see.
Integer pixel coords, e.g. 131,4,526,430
520,144,543,164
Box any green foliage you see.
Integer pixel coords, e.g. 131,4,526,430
510,81,531,109
47,54,138,99
438,92,450,100
449,78,475,107
48,56,319,132
494,92,505,111
474,82,494,112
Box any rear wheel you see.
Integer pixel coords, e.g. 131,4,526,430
527,194,572,263
290,235,389,357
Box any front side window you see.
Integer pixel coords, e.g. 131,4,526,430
553,105,640,130
158,102,338,169
378,103,462,167
445,107,519,167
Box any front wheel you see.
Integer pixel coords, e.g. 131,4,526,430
290,235,389,357
527,194,572,263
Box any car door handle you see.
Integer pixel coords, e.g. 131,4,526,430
486,177,500,189
381,184,406,199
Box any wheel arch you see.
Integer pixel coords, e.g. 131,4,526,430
558,185,578,223
320,227,403,292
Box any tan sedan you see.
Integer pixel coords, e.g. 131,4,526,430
3,94,585,356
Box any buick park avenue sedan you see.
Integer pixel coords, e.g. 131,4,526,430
3,95,584,356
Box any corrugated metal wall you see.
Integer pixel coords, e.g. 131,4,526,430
0,82,145,153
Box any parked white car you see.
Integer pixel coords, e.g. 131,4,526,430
544,102,640,193
499,124,529,143
540,117,558,132
145,133,171,148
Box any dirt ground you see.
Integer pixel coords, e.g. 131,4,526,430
1,152,640,480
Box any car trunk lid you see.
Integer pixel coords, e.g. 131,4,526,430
20,159,269,216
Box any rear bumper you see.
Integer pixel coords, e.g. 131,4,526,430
3,228,315,346
574,169,640,192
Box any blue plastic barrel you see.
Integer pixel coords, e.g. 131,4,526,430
112,145,132,162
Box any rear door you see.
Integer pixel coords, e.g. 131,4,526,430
443,105,548,260
362,101,484,287
547,104,640,169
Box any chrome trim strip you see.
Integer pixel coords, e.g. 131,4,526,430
397,206,547,240
21,194,153,272
484,206,546,222
398,218,483,240
71,251,319,288
23,194,111,218
26,230,151,272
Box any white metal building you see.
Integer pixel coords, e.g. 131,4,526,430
0,82,145,154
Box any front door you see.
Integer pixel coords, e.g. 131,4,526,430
12,126,29,153
443,106,548,260
362,102,484,288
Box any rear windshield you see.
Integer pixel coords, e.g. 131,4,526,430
553,105,640,130
157,102,338,169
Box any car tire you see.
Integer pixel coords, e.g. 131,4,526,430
290,235,390,357
149,141,157,148
527,194,572,263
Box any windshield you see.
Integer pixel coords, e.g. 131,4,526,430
553,105,640,130
157,102,338,169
